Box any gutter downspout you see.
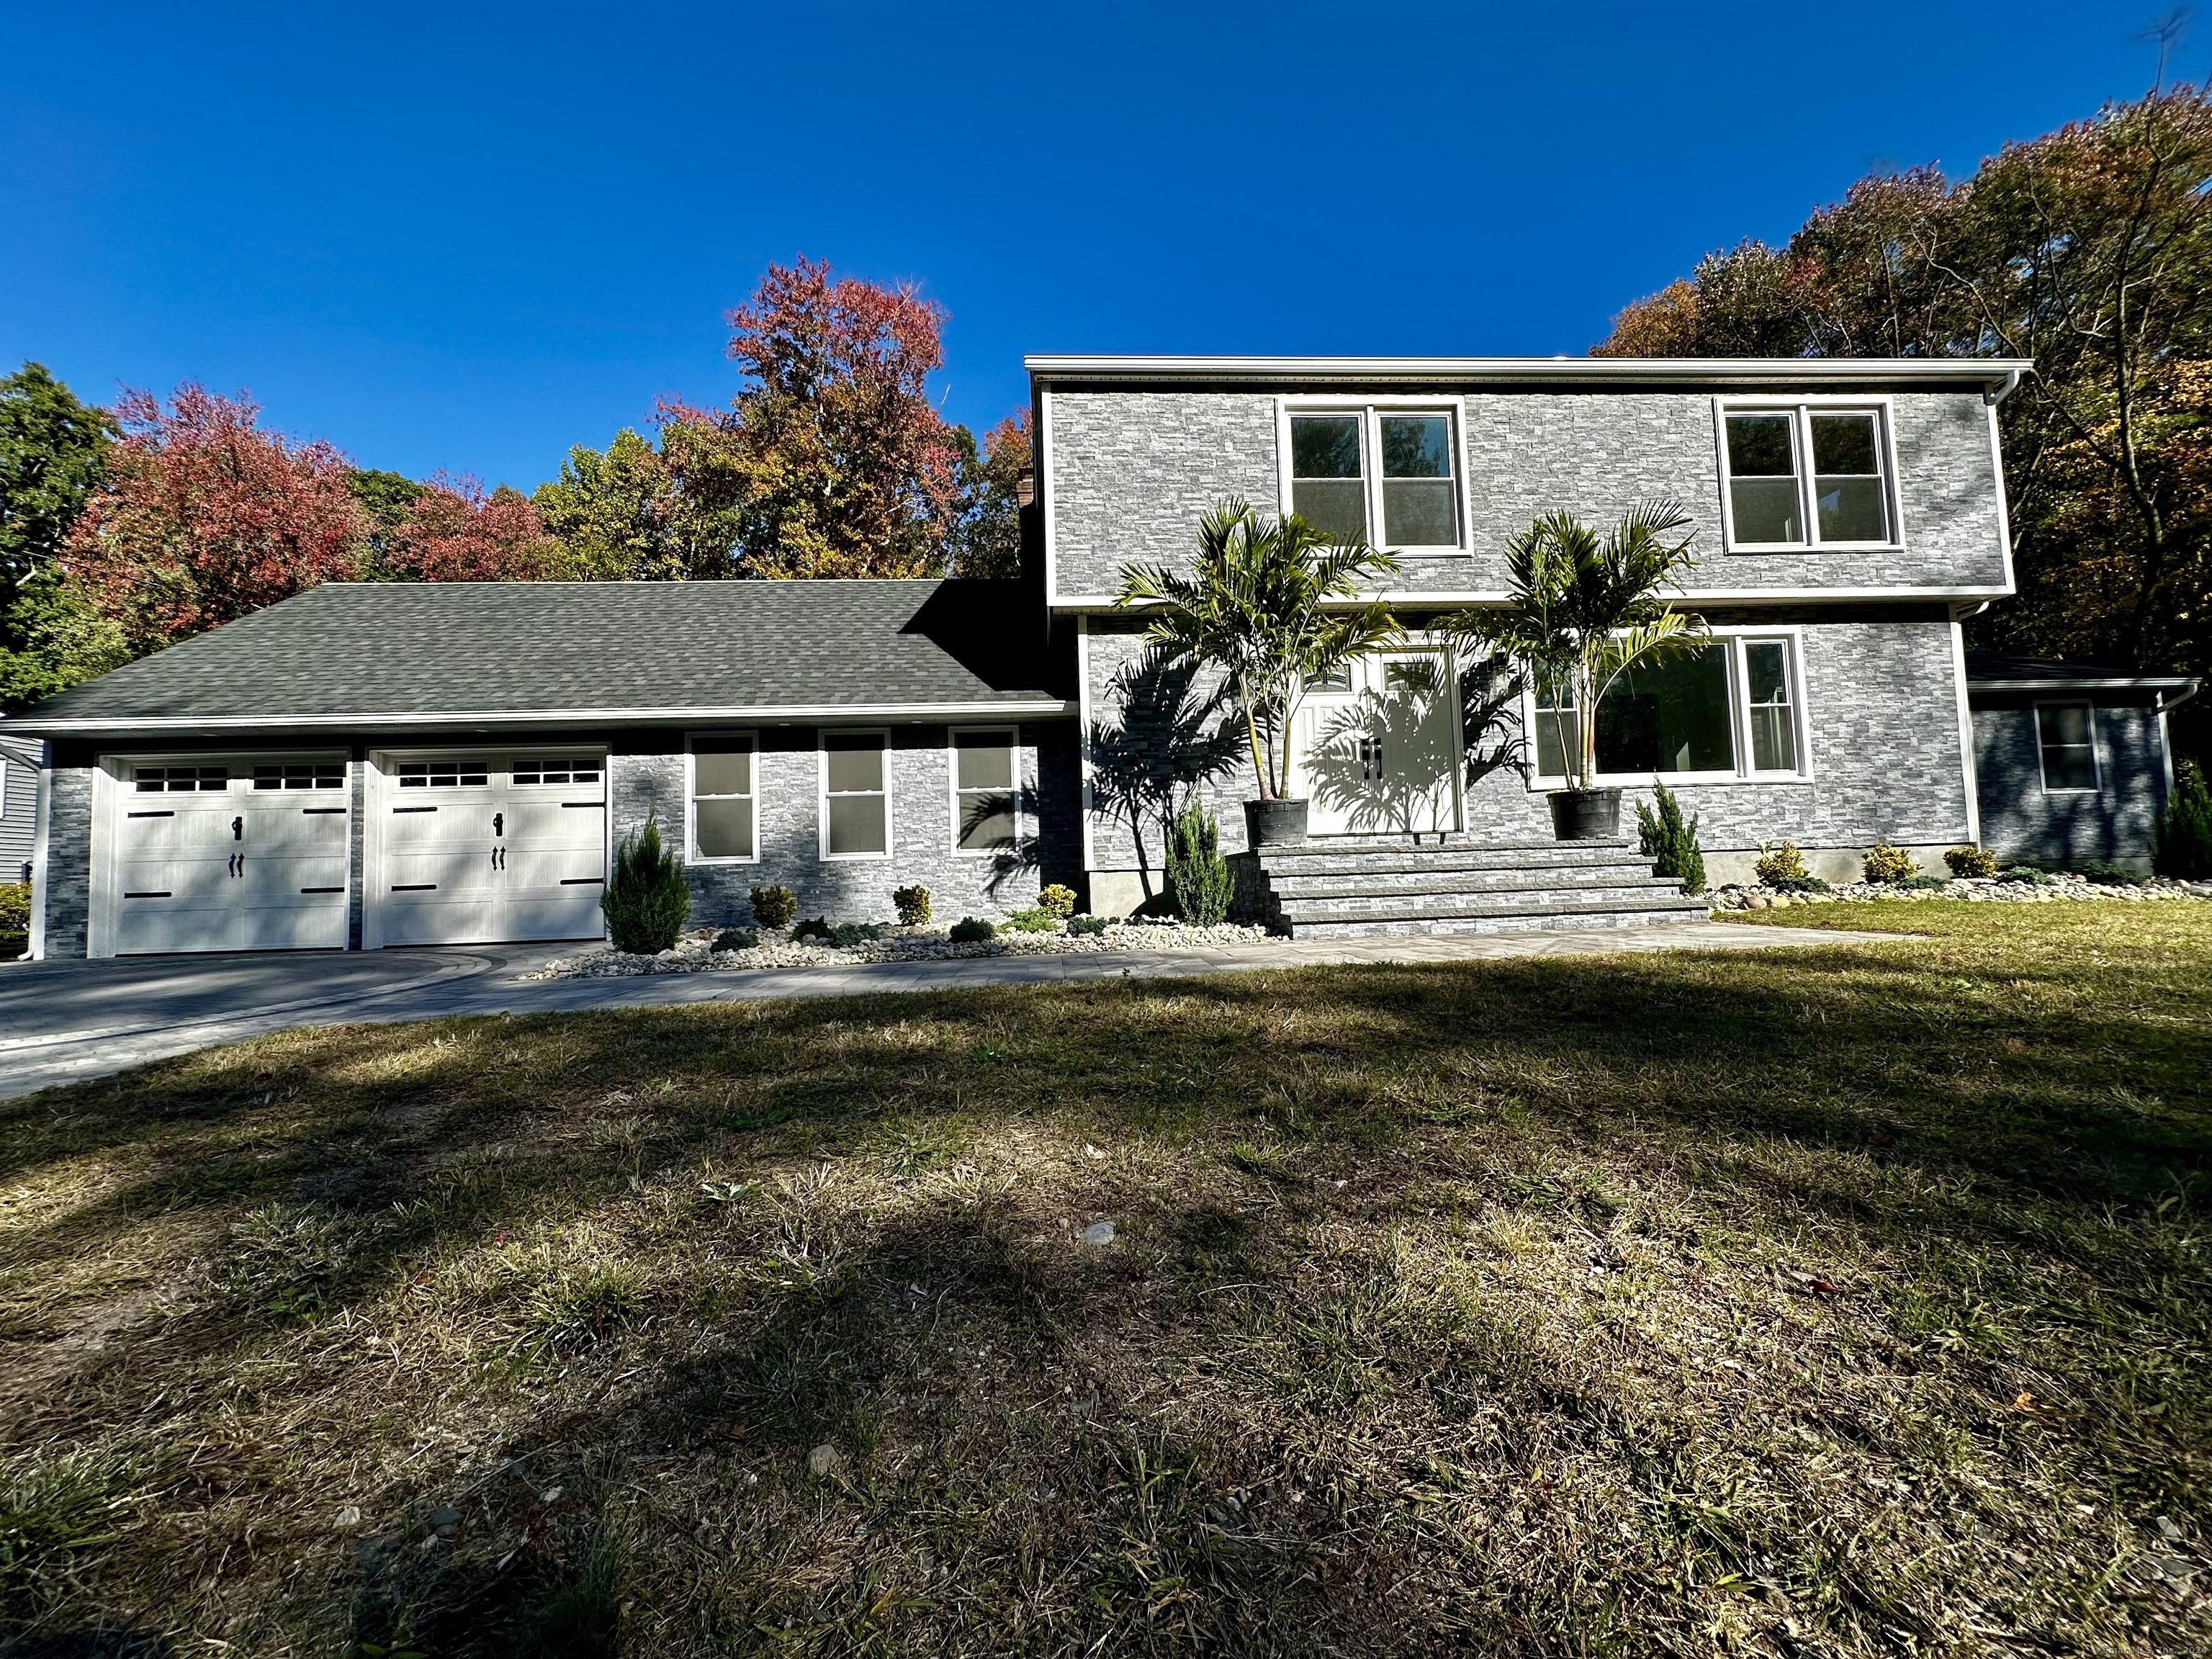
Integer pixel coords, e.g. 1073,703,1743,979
2155,679,2203,800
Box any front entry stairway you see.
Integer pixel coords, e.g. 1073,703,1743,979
1231,834,1709,939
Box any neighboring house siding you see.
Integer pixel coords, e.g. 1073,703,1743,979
0,739,37,878
1046,387,2007,599
609,723,1070,930
1080,614,1972,889
1972,699,2167,869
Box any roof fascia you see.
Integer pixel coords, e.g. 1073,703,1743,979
0,699,1080,737
1023,354,2032,392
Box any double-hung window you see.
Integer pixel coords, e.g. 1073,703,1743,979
1531,634,1810,783
1285,405,1464,551
2035,704,2100,793
952,728,1019,853
821,730,890,858
689,733,758,861
1721,404,1896,548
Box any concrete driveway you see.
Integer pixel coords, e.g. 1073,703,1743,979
0,920,1900,1101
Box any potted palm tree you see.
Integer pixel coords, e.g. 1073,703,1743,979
1450,501,1706,841
1116,498,1401,848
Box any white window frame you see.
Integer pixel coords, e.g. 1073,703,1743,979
1277,396,1473,554
818,727,893,860
685,731,760,866
1714,396,1905,553
510,755,605,788
2033,700,2103,796
1522,626,1815,788
948,724,1022,858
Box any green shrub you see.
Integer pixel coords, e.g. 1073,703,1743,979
1898,873,1948,891
2076,860,2145,886
750,885,798,930
1002,908,1059,932
1754,840,1809,886
793,917,835,943
1863,842,1920,884
1068,915,1112,937
891,884,931,926
712,927,758,952
830,922,882,947
1635,781,1705,893
601,817,690,953
1038,884,1078,920
2157,760,2212,878
1997,866,2054,886
949,917,996,943
0,883,27,944
1166,801,1233,927
1943,845,1999,878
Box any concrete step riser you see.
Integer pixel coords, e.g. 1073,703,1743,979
1290,908,1712,940
1275,887,1700,918
1262,860,1655,881
1269,873,1678,899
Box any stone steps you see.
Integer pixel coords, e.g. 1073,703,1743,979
1232,835,1707,939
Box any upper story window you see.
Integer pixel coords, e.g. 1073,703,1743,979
1721,404,1896,548
1285,405,1464,551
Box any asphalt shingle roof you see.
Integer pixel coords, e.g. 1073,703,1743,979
5,580,1070,732
1964,652,2198,688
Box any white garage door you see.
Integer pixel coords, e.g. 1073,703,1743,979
369,750,607,948
107,756,351,955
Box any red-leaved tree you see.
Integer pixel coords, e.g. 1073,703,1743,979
662,256,966,577
385,473,566,582
64,385,368,647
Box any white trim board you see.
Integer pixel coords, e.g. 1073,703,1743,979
1059,586,2014,612
1025,354,2033,390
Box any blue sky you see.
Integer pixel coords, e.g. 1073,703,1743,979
0,1,2182,491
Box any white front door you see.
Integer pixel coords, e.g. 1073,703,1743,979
367,750,607,948
1293,649,1463,835
103,756,351,955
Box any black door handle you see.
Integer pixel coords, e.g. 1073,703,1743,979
231,816,243,841
493,812,503,837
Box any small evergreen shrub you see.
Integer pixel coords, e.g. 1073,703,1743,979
2157,760,2212,878
2076,860,2145,886
1898,874,1948,891
893,884,932,926
1943,845,1998,878
830,921,883,946
712,927,758,952
1754,840,1809,886
1997,866,2054,886
601,816,690,953
1635,781,1706,893
1038,884,1078,920
793,916,835,943
949,917,996,943
1165,801,1234,927
1068,915,1112,937
1001,907,1059,932
750,885,798,930
1863,842,1920,884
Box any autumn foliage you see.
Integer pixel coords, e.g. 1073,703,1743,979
63,385,368,647
384,473,565,583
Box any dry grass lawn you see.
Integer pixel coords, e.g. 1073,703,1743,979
1,902,2208,1656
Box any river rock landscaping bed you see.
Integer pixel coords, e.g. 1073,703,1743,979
527,918,1280,979
1711,872,2212,909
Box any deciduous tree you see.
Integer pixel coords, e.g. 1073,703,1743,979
532,428,738,580
947,408,1031,579
385,474,565,583
62,385,368,649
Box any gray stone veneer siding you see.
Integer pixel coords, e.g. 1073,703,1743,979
1972,698,2169,871
1079,613,1974,907
37,762,93,958
1046,387,2006,599
611,723,1081,930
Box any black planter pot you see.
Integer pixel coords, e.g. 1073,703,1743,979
1547,787,1622,841
1244,798,1310,849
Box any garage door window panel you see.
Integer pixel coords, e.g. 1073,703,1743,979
397,760,490,788
822,732,890,858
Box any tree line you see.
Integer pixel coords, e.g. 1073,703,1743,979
0,257,1028,710
1598,84,2212,734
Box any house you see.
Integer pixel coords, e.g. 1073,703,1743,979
13,350,2152,960
1966,652,2200,871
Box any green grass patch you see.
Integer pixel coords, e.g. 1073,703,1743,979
0,901,2207,1653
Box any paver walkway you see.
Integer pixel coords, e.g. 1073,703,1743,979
0,920,1902,1100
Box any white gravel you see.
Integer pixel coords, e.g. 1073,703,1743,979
1711,873,2212,910
526,919,1280,980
